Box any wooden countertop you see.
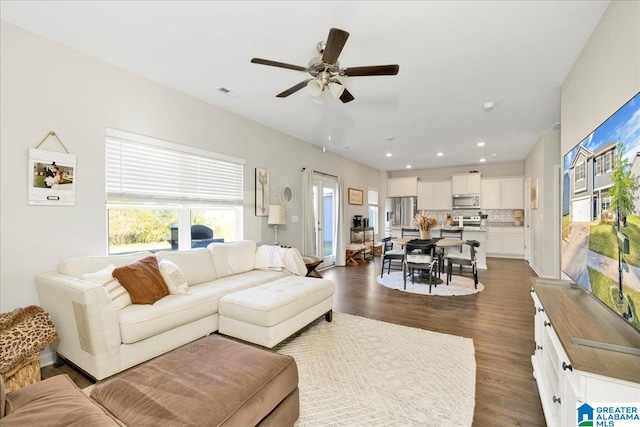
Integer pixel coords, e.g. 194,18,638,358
531,277,640,384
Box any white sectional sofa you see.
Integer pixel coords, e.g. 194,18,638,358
35,240,335,380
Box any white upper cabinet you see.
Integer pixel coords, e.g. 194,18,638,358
481,176,524,209
388,178,404,197
417,181,451,210
451,173,481,194
417,182,434,210
433,181,452,210
481,179,502,209
501,177,524,209
388,177,418,197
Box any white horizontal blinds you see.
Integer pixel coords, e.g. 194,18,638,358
106,131,243,206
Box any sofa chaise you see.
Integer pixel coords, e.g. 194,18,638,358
36,240,335,380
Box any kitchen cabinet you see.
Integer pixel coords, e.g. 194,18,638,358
502,227,525,256
417,182,433,210
452,173,481,195
500,177,524,209
481,177,524,209
433,181,452,210
388,177,418,197
531,281,640,427
481,179,501,209
486,227,502,254
417,181,451,210
486,226,524,257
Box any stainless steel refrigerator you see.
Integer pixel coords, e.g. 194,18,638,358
387,197,417,229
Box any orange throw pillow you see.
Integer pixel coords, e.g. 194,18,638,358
112,256,169,304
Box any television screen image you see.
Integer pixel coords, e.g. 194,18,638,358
561,91,640,332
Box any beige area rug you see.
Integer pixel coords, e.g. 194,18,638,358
377,271,484,296
274,312,476,426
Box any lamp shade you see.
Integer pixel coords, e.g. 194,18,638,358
328,81,345,100
307,79,323,97
268,205,287,225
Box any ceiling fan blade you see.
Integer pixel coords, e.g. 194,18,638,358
342,64,400,77
339,88,355,103
251,58,307,72
322,28,350,64
276,79,312,98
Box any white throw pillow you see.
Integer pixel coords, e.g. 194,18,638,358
82,264,132,310
158,259,189,294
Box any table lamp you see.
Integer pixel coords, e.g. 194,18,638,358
513,209,524,226
268,205,287,245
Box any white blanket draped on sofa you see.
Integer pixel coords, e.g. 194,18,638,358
254,246,308,277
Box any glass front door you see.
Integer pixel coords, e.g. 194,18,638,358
313,174,337,267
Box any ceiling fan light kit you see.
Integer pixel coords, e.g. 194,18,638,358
251,28,399,103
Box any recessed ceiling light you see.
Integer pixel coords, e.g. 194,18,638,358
384,136,395,142
406,164,412,169
385,153,392,157
479,158,486,163
483,102,495,111
491,153,497,158
437,152,444,157
477,141,485,147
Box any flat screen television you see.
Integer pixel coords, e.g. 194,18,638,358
561,91,640,333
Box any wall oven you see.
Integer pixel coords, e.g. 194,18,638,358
452,194,481,210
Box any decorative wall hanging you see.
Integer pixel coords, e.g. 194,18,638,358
255,167,269,216
348,188,363,205
274,173,300,219
531,178,539,209
28,132,76,206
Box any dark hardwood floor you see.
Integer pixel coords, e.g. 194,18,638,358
43,256,546,426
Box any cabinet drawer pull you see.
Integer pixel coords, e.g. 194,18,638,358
530,288,535,293
537,307,545,312
544,321,551,327
553,395,561,404
562,362,573,371
537,345,543,351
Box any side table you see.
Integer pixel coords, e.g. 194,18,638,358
301,255,323,278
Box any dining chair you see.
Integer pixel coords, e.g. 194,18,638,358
380,237,404,278
403,241,437,292
438,228,464,275
445,240,480,288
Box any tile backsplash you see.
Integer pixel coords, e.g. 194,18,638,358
428,209,518,223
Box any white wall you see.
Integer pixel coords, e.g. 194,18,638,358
560,1,639,279
0,21,381,314
561,1,640,156
524,131,560,278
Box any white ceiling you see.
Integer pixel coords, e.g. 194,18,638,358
1,1,609,172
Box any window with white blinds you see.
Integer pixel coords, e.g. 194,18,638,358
106,128,244,206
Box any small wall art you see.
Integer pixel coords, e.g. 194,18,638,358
348,188,363,205
255,167,269,216
28,148,76,206
531,178,539,209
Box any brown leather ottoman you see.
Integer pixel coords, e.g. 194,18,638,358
90,335,299,426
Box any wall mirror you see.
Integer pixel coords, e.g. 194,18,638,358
280,183,296,208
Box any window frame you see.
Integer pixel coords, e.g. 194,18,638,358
105,128,245,254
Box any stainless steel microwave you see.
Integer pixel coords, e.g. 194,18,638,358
452,194,481,210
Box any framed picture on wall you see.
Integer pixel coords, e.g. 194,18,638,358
255,167,269,216
348,188,363,205
28,148,76,206
531,178,538,209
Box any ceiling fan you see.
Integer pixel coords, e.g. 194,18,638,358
251,28,399,103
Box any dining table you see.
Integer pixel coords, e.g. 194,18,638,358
390,237,465,284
